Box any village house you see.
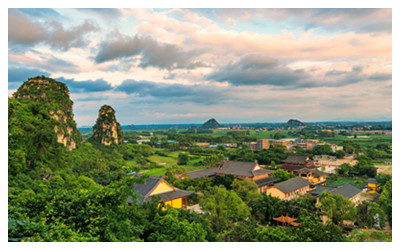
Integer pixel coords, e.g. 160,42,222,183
308,183,363,205
364,178,380,193
127,176,194,210
265,177,311,201
214,160,280,193
272,140,292,149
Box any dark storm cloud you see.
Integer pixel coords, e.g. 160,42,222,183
115,79,228,105
95,31,205,70
56,77,113,93
207,54,317,88
8,9,99,51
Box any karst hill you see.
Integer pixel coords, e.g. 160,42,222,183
201,118,221,129
91,105,124,146
12,76,81,150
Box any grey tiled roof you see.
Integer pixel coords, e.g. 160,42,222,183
282,155,311,164
308,185,336,197
127,176,193,204
280,164,318,171
364,178,379,184
214,160,271,177
187,168,218,179
330,183,362,199
254,177,281,187
274,177,311,193
155,189,194,202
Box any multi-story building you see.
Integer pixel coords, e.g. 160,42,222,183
257,139,269,150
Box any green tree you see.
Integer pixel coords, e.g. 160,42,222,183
249,194,285,224
318,190,357,225
177,152,189,165
257,225,296,242
270,169,294,182
231,178,260,205
357,201,385,229
337,163,353,176
217,220,258,242
379,179,392,227
203,154,225,168
200,185,251,232
147,209,207,242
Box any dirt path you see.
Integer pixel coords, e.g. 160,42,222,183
375,165,392,175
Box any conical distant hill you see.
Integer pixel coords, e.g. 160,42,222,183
284,119,305,127
201,118,221,129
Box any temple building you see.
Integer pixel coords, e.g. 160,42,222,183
214,160,280,193
279,155,317,174
265,177,311,201
127,176,194,210
364,178,380,193
308,183,362,205
273,215,300,227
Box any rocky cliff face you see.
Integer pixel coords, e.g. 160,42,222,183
91,105,124,146
13,76,81,150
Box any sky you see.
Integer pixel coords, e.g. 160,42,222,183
8,8,392,126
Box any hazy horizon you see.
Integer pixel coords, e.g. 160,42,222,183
8,8,392,126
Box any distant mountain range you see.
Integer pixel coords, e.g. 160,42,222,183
78,120,391,131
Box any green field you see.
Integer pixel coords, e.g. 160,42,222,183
138,149,207,176
320,134,392,148
326,177,366,189
141,165,204,176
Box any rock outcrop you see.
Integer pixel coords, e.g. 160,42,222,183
91,105,124,146
13,76,81,150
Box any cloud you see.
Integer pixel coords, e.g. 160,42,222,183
367,73,392,82
193,8,392,34
8,67,49,84
55,77,113,93
209,55,392,89
75,8,123,19
95,31,205,69
115,79,228,104
8,51,80,73
207,54,317,88
8,9,99,51
18,8,63,18
8,9,47,46
75,96,109,102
